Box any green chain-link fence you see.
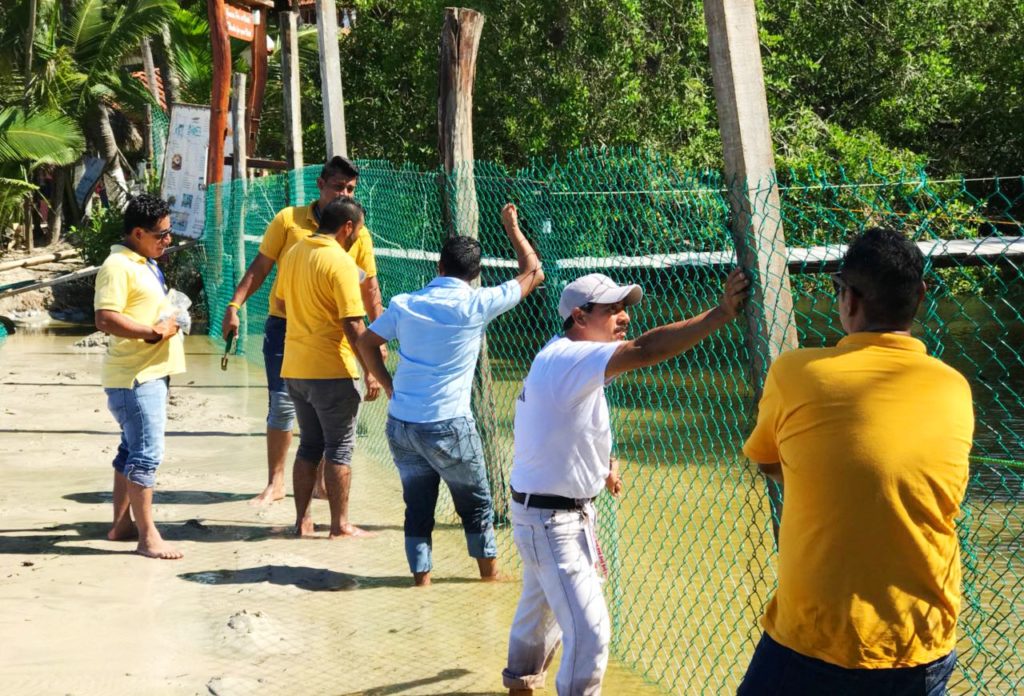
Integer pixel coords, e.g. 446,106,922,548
198,151,1023,695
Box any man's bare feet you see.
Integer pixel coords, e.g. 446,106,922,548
295,517,315,537
328,524,375,539
413,571,431,587
478,557,503,581
509,689,534,696
107,519,138,541
136,536,183,560
248,483,285,507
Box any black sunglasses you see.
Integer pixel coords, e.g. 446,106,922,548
831,272,861,297
146,226,173,240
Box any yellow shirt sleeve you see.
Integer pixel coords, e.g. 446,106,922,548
348,226,378,279
333,259,366,319
743,365,783,463
93,260,129,312
258,208,290,261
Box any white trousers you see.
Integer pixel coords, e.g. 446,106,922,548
502,500,610,696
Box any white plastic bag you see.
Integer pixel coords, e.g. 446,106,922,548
160,289,193,335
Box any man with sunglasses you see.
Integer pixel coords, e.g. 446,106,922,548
503,267,749,695
220,156,384,509
739,228,973,695
94,194,185,560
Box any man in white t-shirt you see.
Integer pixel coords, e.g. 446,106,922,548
502,269,749,696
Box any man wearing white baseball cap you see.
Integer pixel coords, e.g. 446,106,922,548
503,268,749,695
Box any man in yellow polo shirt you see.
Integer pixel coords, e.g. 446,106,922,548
220,156,383,506
740,228,973,694
274,196,382,538
94,194,186,560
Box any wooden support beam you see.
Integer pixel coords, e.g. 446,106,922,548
246,8,269,154
437,7,506,517
280,10,305,202
230,72,249,345
207,0,232,186
316,0,348,158
437,7,484,239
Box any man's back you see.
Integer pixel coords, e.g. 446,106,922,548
744,332,973,669
370,276,520,423
276,236,364,379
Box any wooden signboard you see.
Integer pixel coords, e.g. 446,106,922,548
225,3,254,41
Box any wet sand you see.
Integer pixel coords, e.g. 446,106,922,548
0,333,661,695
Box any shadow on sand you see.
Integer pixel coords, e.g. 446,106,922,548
179,565,482,592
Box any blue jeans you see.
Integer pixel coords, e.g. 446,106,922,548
385,415,497,574
738,632,957,696
263,316,295,431
105,377,169,489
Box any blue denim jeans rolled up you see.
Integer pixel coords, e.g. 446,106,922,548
105,377,169,488
263,316,295,431
738,631,957,696
385,415,497,574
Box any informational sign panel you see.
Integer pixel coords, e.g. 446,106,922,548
160,104,213,239
225,4,255,41
74,155,107,207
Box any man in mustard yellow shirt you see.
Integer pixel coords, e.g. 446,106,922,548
94,194,186,560
274,196,382,538
740,228,973,694
220,156,383,506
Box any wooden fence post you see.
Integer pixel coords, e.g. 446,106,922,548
231,73,249,349
316,0,348,158
437,7,508,518
206,0,231,187
280,10,305,204
704,0,799,539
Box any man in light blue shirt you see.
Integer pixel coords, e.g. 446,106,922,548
357,204,544,586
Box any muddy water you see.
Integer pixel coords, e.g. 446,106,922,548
0,332,661,695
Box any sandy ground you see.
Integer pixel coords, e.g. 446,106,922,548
0,331,662,696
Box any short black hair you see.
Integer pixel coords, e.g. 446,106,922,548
320,155,359,182
440,235,482,281
562,302,595,333
318,196,364,233
840,227,925,328
123,194,170,235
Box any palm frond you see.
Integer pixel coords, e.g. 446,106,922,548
0,108,85,167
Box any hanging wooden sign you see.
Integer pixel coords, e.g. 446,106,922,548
225,3,254,41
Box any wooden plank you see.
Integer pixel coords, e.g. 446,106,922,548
279,10,305,202
231,73,249,346
316,0,347,158
247,7,269,154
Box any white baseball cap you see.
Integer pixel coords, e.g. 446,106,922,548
558,273,644,320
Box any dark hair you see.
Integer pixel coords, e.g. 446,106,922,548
562,302,595,333
318,196,364,233
123,194,170,235
440,235,482,281
840,227,925,327
320,155,359,182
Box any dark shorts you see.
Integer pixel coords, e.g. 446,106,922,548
738,632,957,696
287,378,361,466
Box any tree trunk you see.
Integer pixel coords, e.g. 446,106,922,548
157,24,179,107
96,104,129,210
47,166,66,246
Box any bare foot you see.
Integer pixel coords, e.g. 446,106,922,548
248,484,285,507
136,537,183,560
413,572,431,587
295,517,315,538
107,520,138,541
328,524,375,539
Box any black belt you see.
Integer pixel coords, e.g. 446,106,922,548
511,488,593,510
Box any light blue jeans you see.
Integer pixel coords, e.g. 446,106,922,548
385,415,497,574
105,377,169,489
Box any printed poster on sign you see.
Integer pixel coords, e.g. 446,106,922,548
159,104,233,240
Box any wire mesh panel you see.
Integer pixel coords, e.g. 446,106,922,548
196,152,1023,695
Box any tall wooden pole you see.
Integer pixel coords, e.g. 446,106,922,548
231,73,249,347
316,0,348,158
438,7,483,239
704,0,798,540
246,9,268,154
437,8,506,518
280,10,305,204
206,0,231,186
157,24,180,108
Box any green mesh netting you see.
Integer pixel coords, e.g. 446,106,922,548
199,151,1023,695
